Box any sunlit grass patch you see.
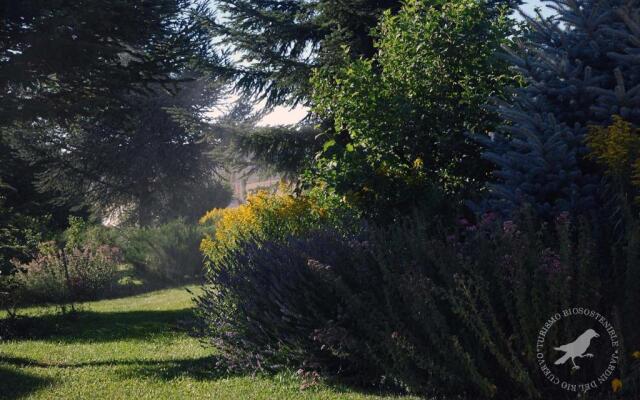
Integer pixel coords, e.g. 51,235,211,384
0,287,414,400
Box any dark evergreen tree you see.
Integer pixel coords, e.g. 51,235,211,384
205,0,403,107
233,124,321,179
1,0,230,225
19,77,232,226
0,131,85,274
0,0,215,126
480,0,640,218
0,139,81,227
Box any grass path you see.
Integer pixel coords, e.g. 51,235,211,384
0,287,412,400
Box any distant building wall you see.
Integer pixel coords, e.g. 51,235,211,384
227,169,280,207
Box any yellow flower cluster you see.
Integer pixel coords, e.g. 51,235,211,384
586,116,640,186
199,190,327,266
607,351,640,394
611,377,622,393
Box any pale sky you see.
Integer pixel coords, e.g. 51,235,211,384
520,0,554,18
258,0,553,127
259,104,308,126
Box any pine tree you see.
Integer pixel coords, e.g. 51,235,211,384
1,1,229,225
204,0,403,107
0,0,215,126
22,77,231,226
480,0,640,218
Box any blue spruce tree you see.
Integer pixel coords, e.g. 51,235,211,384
481,0,640,218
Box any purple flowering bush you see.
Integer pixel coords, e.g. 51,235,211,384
194,231,383,381
12,241,122,308
195,209,640,398
344,211,640,398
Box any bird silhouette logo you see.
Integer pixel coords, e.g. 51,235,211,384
554,329,600,370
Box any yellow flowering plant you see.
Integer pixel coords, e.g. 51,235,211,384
199,189,332,267
611,378,623,393
586,116,640,203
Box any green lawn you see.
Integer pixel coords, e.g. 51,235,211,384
0,287,413,400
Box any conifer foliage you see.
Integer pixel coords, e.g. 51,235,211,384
1,0,229,225
481,0,640,218
204,0,402,106
0,0,214,125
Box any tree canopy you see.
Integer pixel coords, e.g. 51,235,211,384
1,0,230,226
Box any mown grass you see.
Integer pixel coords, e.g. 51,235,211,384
0,287,414,400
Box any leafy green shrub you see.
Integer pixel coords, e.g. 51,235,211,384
13,241,121,307
120,219,204,282
62,217,204,283
310,0,515,220
196,210,640,398
0,272,22,319
0,272,22,339
63,216,120,249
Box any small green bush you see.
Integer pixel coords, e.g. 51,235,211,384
0,199,48,275
0,272,21,319
63,216,119,250
120,219,204,282
62,217,204,283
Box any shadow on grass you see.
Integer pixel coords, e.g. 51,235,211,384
0,364,54,399
0,353,233,381
0,299,404,397
119,355,237,381
99,274,203,302
3,308,194,343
